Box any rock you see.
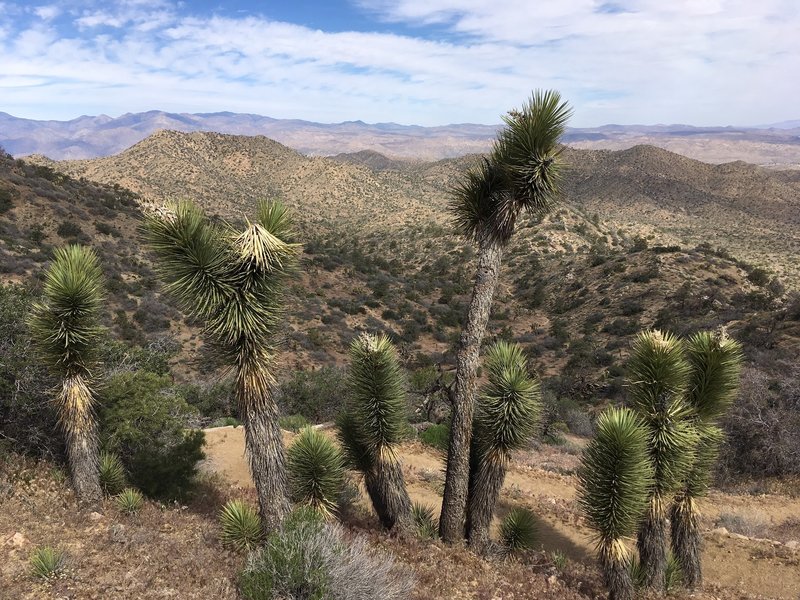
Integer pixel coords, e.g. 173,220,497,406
88,511,104,521
709,527,729,536
547,575,558,586
786,540,799,550
5,532,27,547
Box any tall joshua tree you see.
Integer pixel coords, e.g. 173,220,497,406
671,331,742,587
626,330,698,589
466,341,541,552
440,90,572,542
143,200,298,530
338,333,412,530
30,245,105,503
578,407,654,600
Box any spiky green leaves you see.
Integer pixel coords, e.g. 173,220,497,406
142,199,297,355
474,341,541,458
626,330,698,497
683,423,724,499
220,499,263,551
29,245,104,377
578,407,654,544
685,331,743,422
287,427,345,518
450,90,572,245
341,333,408,461
500,507,538,552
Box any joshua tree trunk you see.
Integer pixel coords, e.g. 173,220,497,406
61,375,101,504
601,541,635,600
238,361,290,531
466,453,507,553
364,457,412,530
670,493,702,588
440,236,504,542
637,496,667,590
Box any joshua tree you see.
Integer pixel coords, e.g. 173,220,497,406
440,90,572,542
626,330,698,589
337,333,412,530
578,407,655,600
29,245,105,503
143,200,298,529
287,426,345,518
466,341,541,552
670,331,742,587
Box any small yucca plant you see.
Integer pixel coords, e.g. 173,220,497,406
287,427,345,518
220,499,263,551
116,487,144,515
99,451,126,496
337,333,412,530
466,341,540,552
626,330,697,590
671,330,742,588
411,503,439,539
30,546,67,580
499,507,537,553
578,407,654,600
29,245,105,503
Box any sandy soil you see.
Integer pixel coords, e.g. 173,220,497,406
202,426,800,600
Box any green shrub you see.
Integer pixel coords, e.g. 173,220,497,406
56,221,83,239
500,507,537,552
99,451,126,496
116,488,144,514
98,371,205,499
220,499,262,551
240,507,413,600
275,367,349,423
419,423,449,453
30,546,67,579
0,187,15,214
280,414,309,432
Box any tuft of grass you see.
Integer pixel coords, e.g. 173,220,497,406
116,488,144,515
99,451,126,496
664,553,684,593
30,546,67,580
411,502,439,539
500,507,537,553
220,499,262,551
549,549,568,570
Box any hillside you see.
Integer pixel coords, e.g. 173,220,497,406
10,134,800,399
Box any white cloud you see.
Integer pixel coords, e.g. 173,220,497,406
0,0,797,125
33,5,60,20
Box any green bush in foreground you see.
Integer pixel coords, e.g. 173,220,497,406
411,503,439,539
99,371,205,500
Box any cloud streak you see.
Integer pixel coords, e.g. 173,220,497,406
0,0,797,126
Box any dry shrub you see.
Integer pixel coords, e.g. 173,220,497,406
719,366,800,480
240,508,414,600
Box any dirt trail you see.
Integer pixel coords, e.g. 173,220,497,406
202,427,800,600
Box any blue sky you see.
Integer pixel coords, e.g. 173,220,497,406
0,0,797,126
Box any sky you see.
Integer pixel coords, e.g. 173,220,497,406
0,0,798,127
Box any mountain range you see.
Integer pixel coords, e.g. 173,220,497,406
3,110,800,167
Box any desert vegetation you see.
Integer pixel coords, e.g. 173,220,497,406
2,88,800,600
